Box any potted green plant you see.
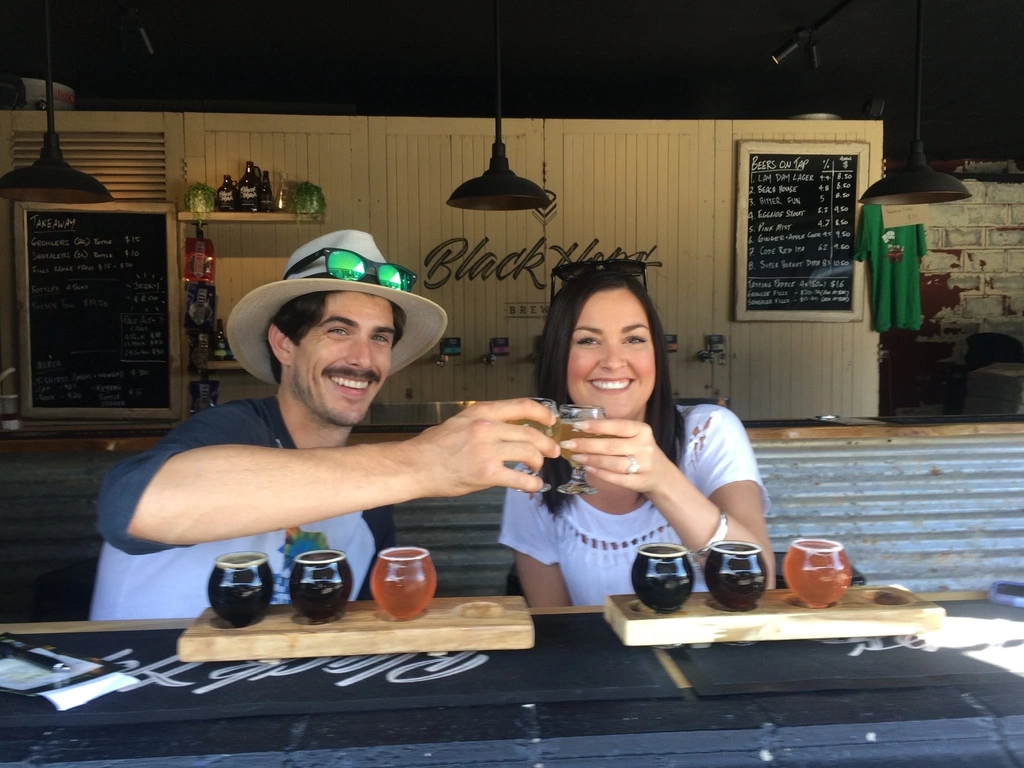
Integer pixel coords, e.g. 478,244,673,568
289,181,326,220
183,182,216,224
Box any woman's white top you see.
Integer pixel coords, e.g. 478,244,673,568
499,404,769,606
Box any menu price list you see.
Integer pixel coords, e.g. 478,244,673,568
26,211,170,410
744,153,857,312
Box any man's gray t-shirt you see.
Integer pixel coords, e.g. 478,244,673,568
90,397,394,620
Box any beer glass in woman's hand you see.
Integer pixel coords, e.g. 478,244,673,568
556,404,606,495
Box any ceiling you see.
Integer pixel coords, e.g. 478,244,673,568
3,0,1023,162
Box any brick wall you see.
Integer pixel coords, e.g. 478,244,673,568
883,176,1024,415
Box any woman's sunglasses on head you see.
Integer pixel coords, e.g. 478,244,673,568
284,248,418,292
549,259,648,301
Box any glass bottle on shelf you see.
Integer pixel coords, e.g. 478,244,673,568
275,172,290,211
216,175,240,211
258,170,274,212
238,161,260,212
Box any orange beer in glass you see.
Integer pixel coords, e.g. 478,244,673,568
782,538,852,608
370,546,437,619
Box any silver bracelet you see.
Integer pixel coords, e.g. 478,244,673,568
695,511,729,556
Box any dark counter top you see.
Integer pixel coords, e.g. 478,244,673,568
6,413,1024,453
0,601,1021,766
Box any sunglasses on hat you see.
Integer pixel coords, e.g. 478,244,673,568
284,248,417,292
549,259,648,301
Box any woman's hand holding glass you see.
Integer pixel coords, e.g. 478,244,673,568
558,416,665,492
555,405,608,494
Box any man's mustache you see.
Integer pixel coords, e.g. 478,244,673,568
323,366,380,384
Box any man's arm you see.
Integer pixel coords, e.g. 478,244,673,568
125,399,560,547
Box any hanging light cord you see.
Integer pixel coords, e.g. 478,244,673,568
43,0,55,137
493,0,503,148
912,0,924,143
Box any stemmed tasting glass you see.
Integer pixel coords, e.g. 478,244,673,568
556,404,606,495
511,397,559,492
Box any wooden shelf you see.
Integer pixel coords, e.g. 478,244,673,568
205,360,243,371
177,212,306,223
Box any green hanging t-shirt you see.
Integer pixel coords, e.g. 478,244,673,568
853,204,928,332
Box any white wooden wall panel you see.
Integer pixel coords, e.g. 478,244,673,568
547,120,713,406
183,114,371,404
724,121,883,419
0,112,884,420
368,117,546,405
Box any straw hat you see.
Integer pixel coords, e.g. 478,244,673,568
227,230,447,384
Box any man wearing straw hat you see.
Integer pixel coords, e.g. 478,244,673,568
91,230,558,621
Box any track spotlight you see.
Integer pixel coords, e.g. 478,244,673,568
806,39,821,69
862,97,885,118
771,0,855,67
772,37,800,65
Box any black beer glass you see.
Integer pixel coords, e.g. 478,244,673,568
704,541,768,611
289,549,353,624
631,542,694,614
208,551,274,628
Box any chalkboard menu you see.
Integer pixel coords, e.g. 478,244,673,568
15,203,181,419
735,141,869,322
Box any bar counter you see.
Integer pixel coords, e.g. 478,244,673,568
1,595,1022,767
5,412,1024,453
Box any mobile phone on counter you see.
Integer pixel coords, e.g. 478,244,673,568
988,580,1024,608
0,637,72,672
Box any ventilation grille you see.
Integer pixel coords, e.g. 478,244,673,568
12,131,167,201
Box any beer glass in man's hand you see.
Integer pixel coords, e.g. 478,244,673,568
510,397,559,492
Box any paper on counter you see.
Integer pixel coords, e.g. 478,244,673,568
0,647,139,711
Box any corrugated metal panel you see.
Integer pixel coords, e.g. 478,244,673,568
392,488,512,598
12,131,166,201
757,434,1024,592
0,452,119,621
5,431,1022,621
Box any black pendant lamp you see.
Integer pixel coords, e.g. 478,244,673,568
859,0,970,206
0,0,113,203
447,0,548,211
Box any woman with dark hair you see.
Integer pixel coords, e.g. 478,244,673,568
499,265,772,607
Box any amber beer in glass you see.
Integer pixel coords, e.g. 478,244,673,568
555,404,607,494
370,546,437,620
782,538,852,608
511,397,559,492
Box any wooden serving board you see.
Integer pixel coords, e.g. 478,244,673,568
604,586,945,647
177,596,534,662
